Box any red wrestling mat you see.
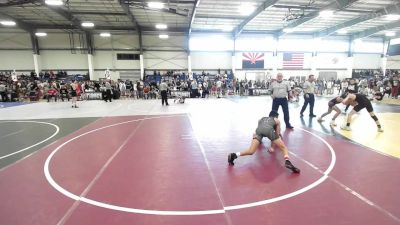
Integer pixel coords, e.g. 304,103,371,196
0,114,399,225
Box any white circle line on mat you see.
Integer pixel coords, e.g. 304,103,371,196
44,117,335,216
0,121,59,160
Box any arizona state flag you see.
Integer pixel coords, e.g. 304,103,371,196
242,53,264,69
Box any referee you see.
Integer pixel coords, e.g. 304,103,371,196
159,80,169,106
300,74,317,117
269,73,294,129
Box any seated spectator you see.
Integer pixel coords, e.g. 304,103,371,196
143,86,150,99
47,87,58,102
59,85,70,101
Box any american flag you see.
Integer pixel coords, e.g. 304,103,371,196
283,52,304,69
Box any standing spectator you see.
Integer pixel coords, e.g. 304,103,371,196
70,81,79,108
133,81,138,99
390,76,399,99
326,79,334,95
300,74,317,117
216,79,222,98
341,79,348,95
235,79,240,95
119,81,127,97
191,79,198,98
269,73,294,129
202,81,209,98
105,81,112,102
0,82,7,102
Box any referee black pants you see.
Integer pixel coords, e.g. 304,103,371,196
272,97,291,127
161,90,169,105
300,93,315,116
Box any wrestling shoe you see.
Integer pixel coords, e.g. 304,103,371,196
228,153,237,166
330,121,337,126
285,160,300,173
317,117,323,122
378,127,384,132
340,125,351,131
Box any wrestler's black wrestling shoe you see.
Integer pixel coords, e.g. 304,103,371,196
228,153,237,166
285,160,300,173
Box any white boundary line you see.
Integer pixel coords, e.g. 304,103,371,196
0,121,60,160
44,117,336,216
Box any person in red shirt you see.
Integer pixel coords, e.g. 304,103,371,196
390,76,399,99
47,87,58,102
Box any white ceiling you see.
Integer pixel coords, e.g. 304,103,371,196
0,0,399,39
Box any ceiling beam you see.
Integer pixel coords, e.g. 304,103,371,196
188,0,200,34
132,0,195,4
119,0,140,30
0,12,35,32
68,11,127,16
233,0,279,38
30,31,40,54
29,24,137,31
191,28,278,35
272,4,372,14
195,14,246,20
0,0,37,7
8,24,187,32
127,2,189,17
42,1,84,30
351,20,400,40
278,0,358,36
316,2,400,38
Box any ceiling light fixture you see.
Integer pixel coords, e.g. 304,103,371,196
100,32,111,37
384,14,400,21
283,28,294,33
81,22,94,27
354,39,363,44
35,32,47,37
0,20,16,26
390,38,400,45
45,0,63,6
148,2,164,9
385,32,396,37
239,3,255,16
320,10,334,18
221,26,233,32
155,24,167,29
159,34,169,39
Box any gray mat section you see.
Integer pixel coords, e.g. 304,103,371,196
0,117,99,169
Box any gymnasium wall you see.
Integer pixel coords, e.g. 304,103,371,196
191,52,232,70
0,31,392,81
387,55,400,69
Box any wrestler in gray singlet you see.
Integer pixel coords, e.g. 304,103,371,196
254,117,279,142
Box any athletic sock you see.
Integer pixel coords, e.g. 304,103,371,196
236,152,241,157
